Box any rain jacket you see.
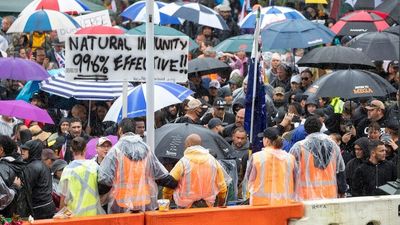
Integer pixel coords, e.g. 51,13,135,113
163,145,229,208
289,132,346,200
0,175,15,211
98,133,175,212
23,140,55,219
351,160,397,197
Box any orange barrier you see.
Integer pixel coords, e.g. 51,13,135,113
145,203,304,225
23,213,144,225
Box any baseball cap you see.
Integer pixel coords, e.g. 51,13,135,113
213,97,226,108
209,80,221,89
97,137,112,146
257,127,279,140
208,118,223,129
42,148,58,160
273,87,285,95
313,108,328,118
219,4,231,11
290,75,301,84
365,100,385,110
187,99,203,110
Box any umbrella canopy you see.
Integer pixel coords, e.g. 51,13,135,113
297,46,376,69
20,0,90,15
239,6,305,29
305,0,327,3
0,57,49,81
155,123,232,161
104,82,193,122
85,135,118,159
353,0,383,10
214,34,253,53
0,100,54,124
159,2,228,30
348,31,399,60
304,69,396,99
75,25,124,34
375,0,399,23
330,10,389,36
121,0,182,25
0,0,104,13
0,35,8,52
7,9,80,33
261,19,335,51
40,71,133,100
188,57,230,75
126,24,198,51
383,25,399,35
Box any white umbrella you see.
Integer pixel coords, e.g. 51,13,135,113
20,0,90,16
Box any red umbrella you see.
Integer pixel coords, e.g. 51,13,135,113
331,10,389,36
75,25,125,35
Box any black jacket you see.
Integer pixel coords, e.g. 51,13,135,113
351,160,397,197
63,132,91,163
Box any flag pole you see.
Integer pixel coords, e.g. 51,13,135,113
249,7,261,147
145,0,155,152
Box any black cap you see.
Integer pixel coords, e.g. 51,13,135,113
313,108,328,118
208,118,223,129
257,127,279,140
213,97,226,109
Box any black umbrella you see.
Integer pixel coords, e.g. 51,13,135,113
375,0,400,24
304,69,397,99
348,32,399,60
383,25,399,35
155,123,233,160
354,0,380,10
297,46,375,69
188,57,230,76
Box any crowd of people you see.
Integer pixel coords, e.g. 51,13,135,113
1,0,400,220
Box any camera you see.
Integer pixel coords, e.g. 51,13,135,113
292,115,301,123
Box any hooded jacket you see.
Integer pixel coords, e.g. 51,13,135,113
22,140,54,208
345,137,369,190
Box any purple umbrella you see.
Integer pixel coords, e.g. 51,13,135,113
0,57,49,81
0,100,54,124
85,135,118,159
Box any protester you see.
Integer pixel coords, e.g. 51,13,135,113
162,134,229,208
93,137,112,165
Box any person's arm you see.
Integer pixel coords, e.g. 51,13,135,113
0,177,15,210
97,149,117,194
59,195,66,209
215,162,228,206
162,161,183,200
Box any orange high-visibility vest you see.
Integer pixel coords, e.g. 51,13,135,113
173,157,219,208
298,145,337,200
249,149,296,206
113,155,151,208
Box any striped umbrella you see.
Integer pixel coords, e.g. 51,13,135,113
20,0,90,15
159,2,228,30
121,0,182,25
7,9,80,33
239,6,305,29
40,69,132,100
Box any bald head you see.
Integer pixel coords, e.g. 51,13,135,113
185,134,202,148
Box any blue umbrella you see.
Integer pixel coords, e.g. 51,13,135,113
261,19,335,51
104,82,193,122
121,0,182,25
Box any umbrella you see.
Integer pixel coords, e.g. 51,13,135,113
305,0,327,3
0,100,54,124
330,10,389,36
126,24,198,51
75,25,124,35
0,35,8,52
239,6,305,29
188,57,230,75
120,0,182,25
7,9,80,33
159,2,228,30
103,82,193,122
85,135,118,159
304,69,397,99
40,70,133,100
155,123,232,160
261,19,335,51
214,34,253,53
353,0,383,10
20,0,90,15
297,46,376,69
347,31,399,60
0,57,49,81
376,0,400,23
383,25,399,35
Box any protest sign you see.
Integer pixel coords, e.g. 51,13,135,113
65,35,189,82
57,10,112,42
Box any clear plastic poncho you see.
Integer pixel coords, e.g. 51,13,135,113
289,132,345,200
98,133,170,212
0,176,15,210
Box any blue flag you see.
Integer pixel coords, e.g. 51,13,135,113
244,58,266,153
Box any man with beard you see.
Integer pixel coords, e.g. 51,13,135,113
201,97,235,125
214,4,240,42
272,87,287,112
229,128,250,188
175,99,208,124
222,109,245,142
352,140,397,196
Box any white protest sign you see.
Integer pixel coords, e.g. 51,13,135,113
57,10,112,42
65,35,189,82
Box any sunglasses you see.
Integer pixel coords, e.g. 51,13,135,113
301,77,309,81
